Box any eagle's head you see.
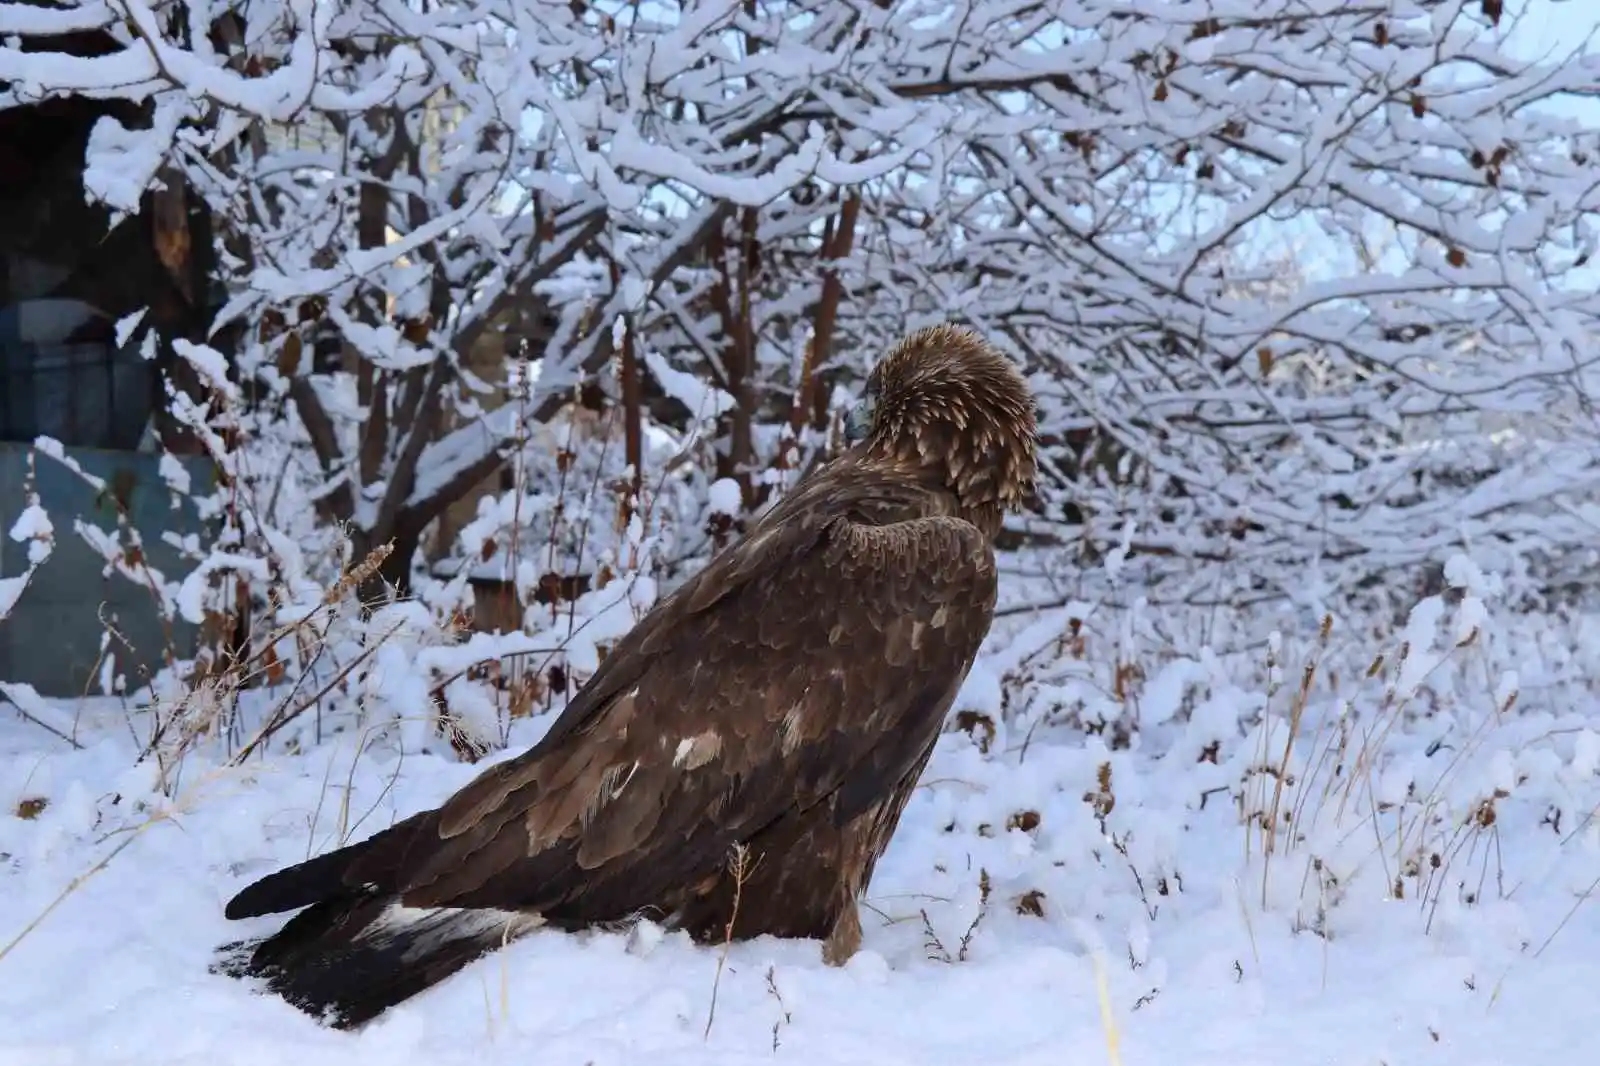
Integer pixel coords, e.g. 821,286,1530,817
847,324,1038,537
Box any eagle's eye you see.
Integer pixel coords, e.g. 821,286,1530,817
843,383,877,444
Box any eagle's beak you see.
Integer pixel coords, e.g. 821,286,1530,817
843,399,871,445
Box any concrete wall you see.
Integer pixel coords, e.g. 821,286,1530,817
0,442,213,696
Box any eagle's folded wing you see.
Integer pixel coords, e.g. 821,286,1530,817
344,509,997,917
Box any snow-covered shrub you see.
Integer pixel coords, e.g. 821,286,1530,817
934,545,1599,956
4,0,1594,624
13,322,759,790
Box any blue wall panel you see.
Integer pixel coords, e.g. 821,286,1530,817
0,442,214,697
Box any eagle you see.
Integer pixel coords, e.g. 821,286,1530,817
216,323,1038,1029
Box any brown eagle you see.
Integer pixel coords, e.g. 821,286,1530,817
217,323,1037,1028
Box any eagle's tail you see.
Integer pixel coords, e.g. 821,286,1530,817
217,813,542,1029
214,894,543,1029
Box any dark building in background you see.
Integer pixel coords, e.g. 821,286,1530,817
0,29,222,696
0,97,159,450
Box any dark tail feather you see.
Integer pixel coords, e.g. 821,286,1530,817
224,813,432,920
224,846,375,921
215,894,542,1030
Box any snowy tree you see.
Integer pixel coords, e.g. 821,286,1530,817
633,0,1600,610
2,0,1596,622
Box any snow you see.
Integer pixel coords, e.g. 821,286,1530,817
2,489,55,623
6,501,52,567
172,340,242,404
707,478,743,517
158,452,194,497
644,349,737,420
82,94,189,213
0,577,25,621
0,582,1595,1066
0,682,77,746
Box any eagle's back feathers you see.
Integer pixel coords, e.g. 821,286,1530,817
217,324,1037,1029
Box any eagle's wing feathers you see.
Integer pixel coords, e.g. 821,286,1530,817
378,505,996,919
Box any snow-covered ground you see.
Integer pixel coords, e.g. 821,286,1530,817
1,582,1597,1066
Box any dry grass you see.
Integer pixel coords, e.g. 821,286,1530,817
704,841,755,1040
1243,605,1519,939
1090,949,1124,1066
109,540,415,799
985,580,1542,957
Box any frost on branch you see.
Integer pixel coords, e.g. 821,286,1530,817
961,3,1600,610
